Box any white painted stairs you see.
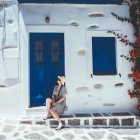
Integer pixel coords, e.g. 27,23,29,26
19,107,137,128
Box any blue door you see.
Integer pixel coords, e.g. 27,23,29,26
30,33,65,107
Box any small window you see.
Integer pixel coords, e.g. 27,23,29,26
92,37,117,75
51,38,60,65
35,40,44,66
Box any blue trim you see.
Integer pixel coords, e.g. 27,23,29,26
18,0,123,4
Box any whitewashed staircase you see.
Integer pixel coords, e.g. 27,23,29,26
19,107,137,128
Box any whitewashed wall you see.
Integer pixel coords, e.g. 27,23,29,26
20,4,137,114
0,5,21,117
0,4,28,117
0,3,137,117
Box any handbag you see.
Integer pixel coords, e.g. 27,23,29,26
54,85,63,102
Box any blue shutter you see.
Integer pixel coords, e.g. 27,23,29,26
92,37,117,75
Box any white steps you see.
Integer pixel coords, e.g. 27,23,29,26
20,108,137,128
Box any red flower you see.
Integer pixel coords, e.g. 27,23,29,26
135,35,140,46
129,70,140,82
128,90,135,99
129,49,140,58
129,50,135,58
137,102,140,110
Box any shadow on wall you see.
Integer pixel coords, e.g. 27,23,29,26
4,79,20,87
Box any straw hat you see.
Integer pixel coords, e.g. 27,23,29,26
58,76,66,85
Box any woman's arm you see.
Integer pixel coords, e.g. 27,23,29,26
53,93,66,105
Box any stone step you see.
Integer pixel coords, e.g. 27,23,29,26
20,112,137,128
26,106,68,116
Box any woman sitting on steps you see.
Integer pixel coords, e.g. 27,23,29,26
43,76,67,130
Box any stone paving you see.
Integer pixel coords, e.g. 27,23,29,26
0,118,140,140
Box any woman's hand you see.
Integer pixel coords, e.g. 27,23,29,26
53,103,57,105
52,102,57,106
52,94,66,106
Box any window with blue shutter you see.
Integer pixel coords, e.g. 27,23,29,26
92,37,117,75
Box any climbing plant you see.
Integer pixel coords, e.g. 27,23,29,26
109,0,140,114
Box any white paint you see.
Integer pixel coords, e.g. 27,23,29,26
0,4,26,117
0,3,137,117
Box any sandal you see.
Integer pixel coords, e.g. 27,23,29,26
43,115,52,120
55,123,64,130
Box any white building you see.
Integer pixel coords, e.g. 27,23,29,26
0,0,137,118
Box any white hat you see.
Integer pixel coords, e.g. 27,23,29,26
58,76,66,85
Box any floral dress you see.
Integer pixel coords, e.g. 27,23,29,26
52,85,67,114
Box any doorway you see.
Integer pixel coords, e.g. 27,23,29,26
30,33,65,107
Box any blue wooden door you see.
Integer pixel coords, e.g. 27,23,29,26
30,33,65,107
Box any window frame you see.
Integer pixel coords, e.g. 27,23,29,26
86,30,123,80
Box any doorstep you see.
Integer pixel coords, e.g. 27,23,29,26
26,106,68,116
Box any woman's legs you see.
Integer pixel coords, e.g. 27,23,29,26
46,98,53,116
50,108,63,129
45,98,63,129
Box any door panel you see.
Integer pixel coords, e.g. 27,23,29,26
30,33,65,107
